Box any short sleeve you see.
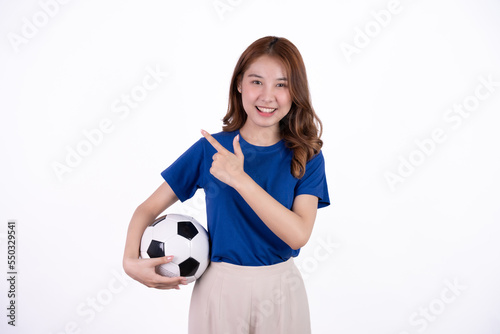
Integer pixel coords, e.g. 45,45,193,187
294,151,330,208
161,138,205,202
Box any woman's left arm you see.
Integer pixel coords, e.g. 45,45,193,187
202,130,319,250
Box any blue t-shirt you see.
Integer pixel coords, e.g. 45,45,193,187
161,130,330,266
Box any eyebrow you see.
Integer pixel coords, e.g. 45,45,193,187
247,73,288,81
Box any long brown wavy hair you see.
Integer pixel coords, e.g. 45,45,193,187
222,36,323,178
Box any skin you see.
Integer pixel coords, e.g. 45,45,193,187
237,55,293,146
123,55,319,289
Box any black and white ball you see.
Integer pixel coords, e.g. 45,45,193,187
140,214,210,283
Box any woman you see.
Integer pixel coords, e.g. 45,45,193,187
123,36,330,333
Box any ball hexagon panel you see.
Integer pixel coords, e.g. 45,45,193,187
157,262,180,277
163,234,191,263
190,233,210,270
151,216,178,242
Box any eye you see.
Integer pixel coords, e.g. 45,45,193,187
276,83,287,88
252,80,262,85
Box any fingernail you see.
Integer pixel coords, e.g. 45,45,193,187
166,255,174,260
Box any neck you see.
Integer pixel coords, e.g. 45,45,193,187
239,124,281,147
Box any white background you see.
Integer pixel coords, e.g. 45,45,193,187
1,0,500,333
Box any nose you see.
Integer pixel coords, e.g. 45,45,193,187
260,85,276,103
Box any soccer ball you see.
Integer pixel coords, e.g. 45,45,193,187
140,213,210,283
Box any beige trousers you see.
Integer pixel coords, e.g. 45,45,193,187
188,258,311,334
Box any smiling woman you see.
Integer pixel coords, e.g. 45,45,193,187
223,36,323,178
123,36,330,334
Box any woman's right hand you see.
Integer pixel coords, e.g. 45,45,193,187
123,182,185,289
123,256,188,290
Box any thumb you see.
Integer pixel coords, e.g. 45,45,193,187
233,134,244,159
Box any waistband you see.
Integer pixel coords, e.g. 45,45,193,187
209,258,295,278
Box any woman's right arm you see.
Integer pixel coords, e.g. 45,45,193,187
123,181,188,289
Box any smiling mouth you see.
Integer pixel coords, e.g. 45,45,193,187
256,106,277,113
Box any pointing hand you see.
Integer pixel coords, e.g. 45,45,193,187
201,129,245,188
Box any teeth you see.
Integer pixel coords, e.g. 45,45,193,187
257,106,276,113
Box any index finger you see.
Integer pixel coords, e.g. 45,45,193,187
201,129,227,153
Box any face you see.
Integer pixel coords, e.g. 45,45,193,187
237,55,292,135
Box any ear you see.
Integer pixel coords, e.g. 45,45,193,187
236,75,242,93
